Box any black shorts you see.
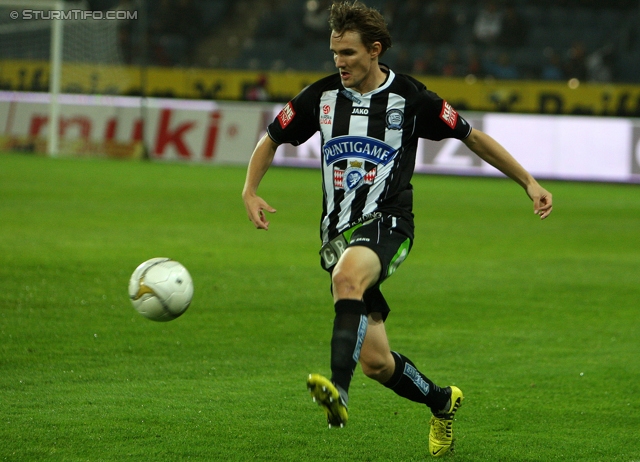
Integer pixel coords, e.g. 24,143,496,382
320,215,414,320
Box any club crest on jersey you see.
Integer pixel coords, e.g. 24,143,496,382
323,135,397,167
385,109,404,130
334,160,377,191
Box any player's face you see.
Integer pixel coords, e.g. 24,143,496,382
330,30,380,94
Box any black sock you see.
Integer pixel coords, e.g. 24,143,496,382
330,299,368,396
383,351,450,413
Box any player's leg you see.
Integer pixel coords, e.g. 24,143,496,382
357,312,395,381
307,245,380,428
359,314,464,458
308,216,417,427
329,244,381,395
359,313,451,412
331,245,381,301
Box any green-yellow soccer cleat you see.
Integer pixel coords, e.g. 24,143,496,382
428,386,464,457
306,374,348,428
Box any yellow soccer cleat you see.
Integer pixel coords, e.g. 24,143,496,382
306,374,348,428
429,386,464,457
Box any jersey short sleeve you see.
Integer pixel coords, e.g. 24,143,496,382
414,89,472,142
267,84,320,147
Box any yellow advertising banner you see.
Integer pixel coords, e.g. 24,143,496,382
2,59,640,116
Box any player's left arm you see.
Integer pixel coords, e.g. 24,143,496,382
462,128,553,220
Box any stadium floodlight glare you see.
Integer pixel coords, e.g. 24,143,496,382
0,0,64,156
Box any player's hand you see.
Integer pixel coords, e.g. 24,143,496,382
527,183,553,220
243,194,276,230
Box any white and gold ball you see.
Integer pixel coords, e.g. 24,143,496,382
128,258,194,322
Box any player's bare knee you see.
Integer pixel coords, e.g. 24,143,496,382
331,268,362,299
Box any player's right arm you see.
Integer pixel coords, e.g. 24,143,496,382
244,80,324,230
242,133,280,230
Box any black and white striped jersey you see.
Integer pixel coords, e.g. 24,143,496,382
267,68,472,244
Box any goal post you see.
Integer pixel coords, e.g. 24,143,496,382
49,0,63,156
0,0,63,156
0,0,140,158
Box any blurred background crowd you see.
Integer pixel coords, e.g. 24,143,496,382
92,0,640,85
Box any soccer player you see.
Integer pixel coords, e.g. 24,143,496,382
242,1,553,457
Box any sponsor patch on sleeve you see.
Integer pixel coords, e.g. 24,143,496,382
277,102,296,129
439,100,458,129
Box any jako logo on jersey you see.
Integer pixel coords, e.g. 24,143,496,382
440,101,458,129
323,135,397,166
351,107,369,116
277,102,296,129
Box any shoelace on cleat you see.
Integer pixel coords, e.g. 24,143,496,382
431,416,453,439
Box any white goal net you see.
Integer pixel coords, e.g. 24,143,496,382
0,0,140,156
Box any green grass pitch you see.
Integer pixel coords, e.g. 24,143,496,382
1,152,639,461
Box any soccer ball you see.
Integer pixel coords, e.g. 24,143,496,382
128,258,194,322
